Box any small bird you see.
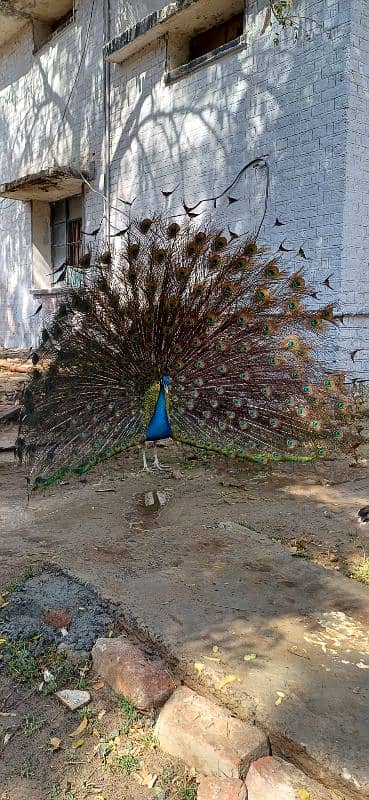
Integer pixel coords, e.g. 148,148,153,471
19,216,352,488
278,240,293,252
358,506,369,524
322,273,334,290
30,303,43,318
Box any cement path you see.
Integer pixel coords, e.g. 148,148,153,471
1,441,369,798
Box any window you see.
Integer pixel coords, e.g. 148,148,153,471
32,3,76,53
164,4,246,80
50,10,74,35
189,13,244,61
51,195,84,288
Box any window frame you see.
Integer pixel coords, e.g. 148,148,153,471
50,194,84,288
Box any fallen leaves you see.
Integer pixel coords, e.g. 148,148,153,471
48,737,61,751
244,653,257,662
275,691,286,706
136,769,158,788
298,790,311,800
69,717,88,738
219,674,238,690
72,738,85,749
194,662,204,675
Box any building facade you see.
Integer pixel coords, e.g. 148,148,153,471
0,0,368,378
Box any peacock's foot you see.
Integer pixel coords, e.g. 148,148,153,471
152,460,168,471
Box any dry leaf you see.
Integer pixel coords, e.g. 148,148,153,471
203,656,221,663
137,769,158,788
0,638,7,646
69,717,88,738
72,738,85,749
275,690,286,706
0,712,16,718
97,710,106,721
3,733,12,746
219,674,237,690
194,662,204,674
244,653,257,661
298,791,310,800
91,681,105,691
49,737,61,751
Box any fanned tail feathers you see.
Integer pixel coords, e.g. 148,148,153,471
20,216,353,486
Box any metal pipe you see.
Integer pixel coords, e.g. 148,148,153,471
103,0,111,243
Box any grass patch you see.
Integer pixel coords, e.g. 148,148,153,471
22,713,45,737
178,784,197,800
349,557,369,584
64,748,78,764
114,754,140,775
48,784,61,799
4,638,39,682
160,766,197,798
19,759,33,779
117,694,141,732
4,636,89,691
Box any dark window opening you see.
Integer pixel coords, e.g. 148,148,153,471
51,195,83,287
189,13,244,62
50,10,74,34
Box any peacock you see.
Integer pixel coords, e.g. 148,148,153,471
19,216,352,488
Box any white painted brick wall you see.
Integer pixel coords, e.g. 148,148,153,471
0,0,368,381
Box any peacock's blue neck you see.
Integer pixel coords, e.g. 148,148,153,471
146,381,172,442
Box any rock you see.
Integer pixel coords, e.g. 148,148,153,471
246,756,342,799
144,491,155,507
156,490,168,508
143,490,169,511
197,777,247,800
55,689,90,711
92,638,175,710
154,686,269,778
57,642,90,666
42,607,72,629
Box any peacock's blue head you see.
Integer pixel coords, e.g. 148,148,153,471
161,375,171,393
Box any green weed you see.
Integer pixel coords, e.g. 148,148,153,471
5,638,39,682
114,754,140,774
48,784,61,799
117,694,141,732
349,557,369,584
178,785,197,800
22,713,45,737
19,759,33,779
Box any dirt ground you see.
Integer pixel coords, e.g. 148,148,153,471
1,357,369,799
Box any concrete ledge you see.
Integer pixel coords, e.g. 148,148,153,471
104,0,243,64
0,167,93,202
165,35,247,83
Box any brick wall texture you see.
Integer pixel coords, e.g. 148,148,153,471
0,0,368,378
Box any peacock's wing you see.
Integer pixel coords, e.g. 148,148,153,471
21,297,149,486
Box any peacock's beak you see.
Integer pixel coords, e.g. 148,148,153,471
164,384,169,395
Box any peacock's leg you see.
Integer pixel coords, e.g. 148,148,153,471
142,443,150,472
152,443,166,471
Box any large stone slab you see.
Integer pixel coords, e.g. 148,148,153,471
92,637,175,710
154,686,269,778
84,521,369,799
197,777,247,800
246,756,342,800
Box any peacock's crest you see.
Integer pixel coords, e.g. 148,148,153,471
20,216,353,486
